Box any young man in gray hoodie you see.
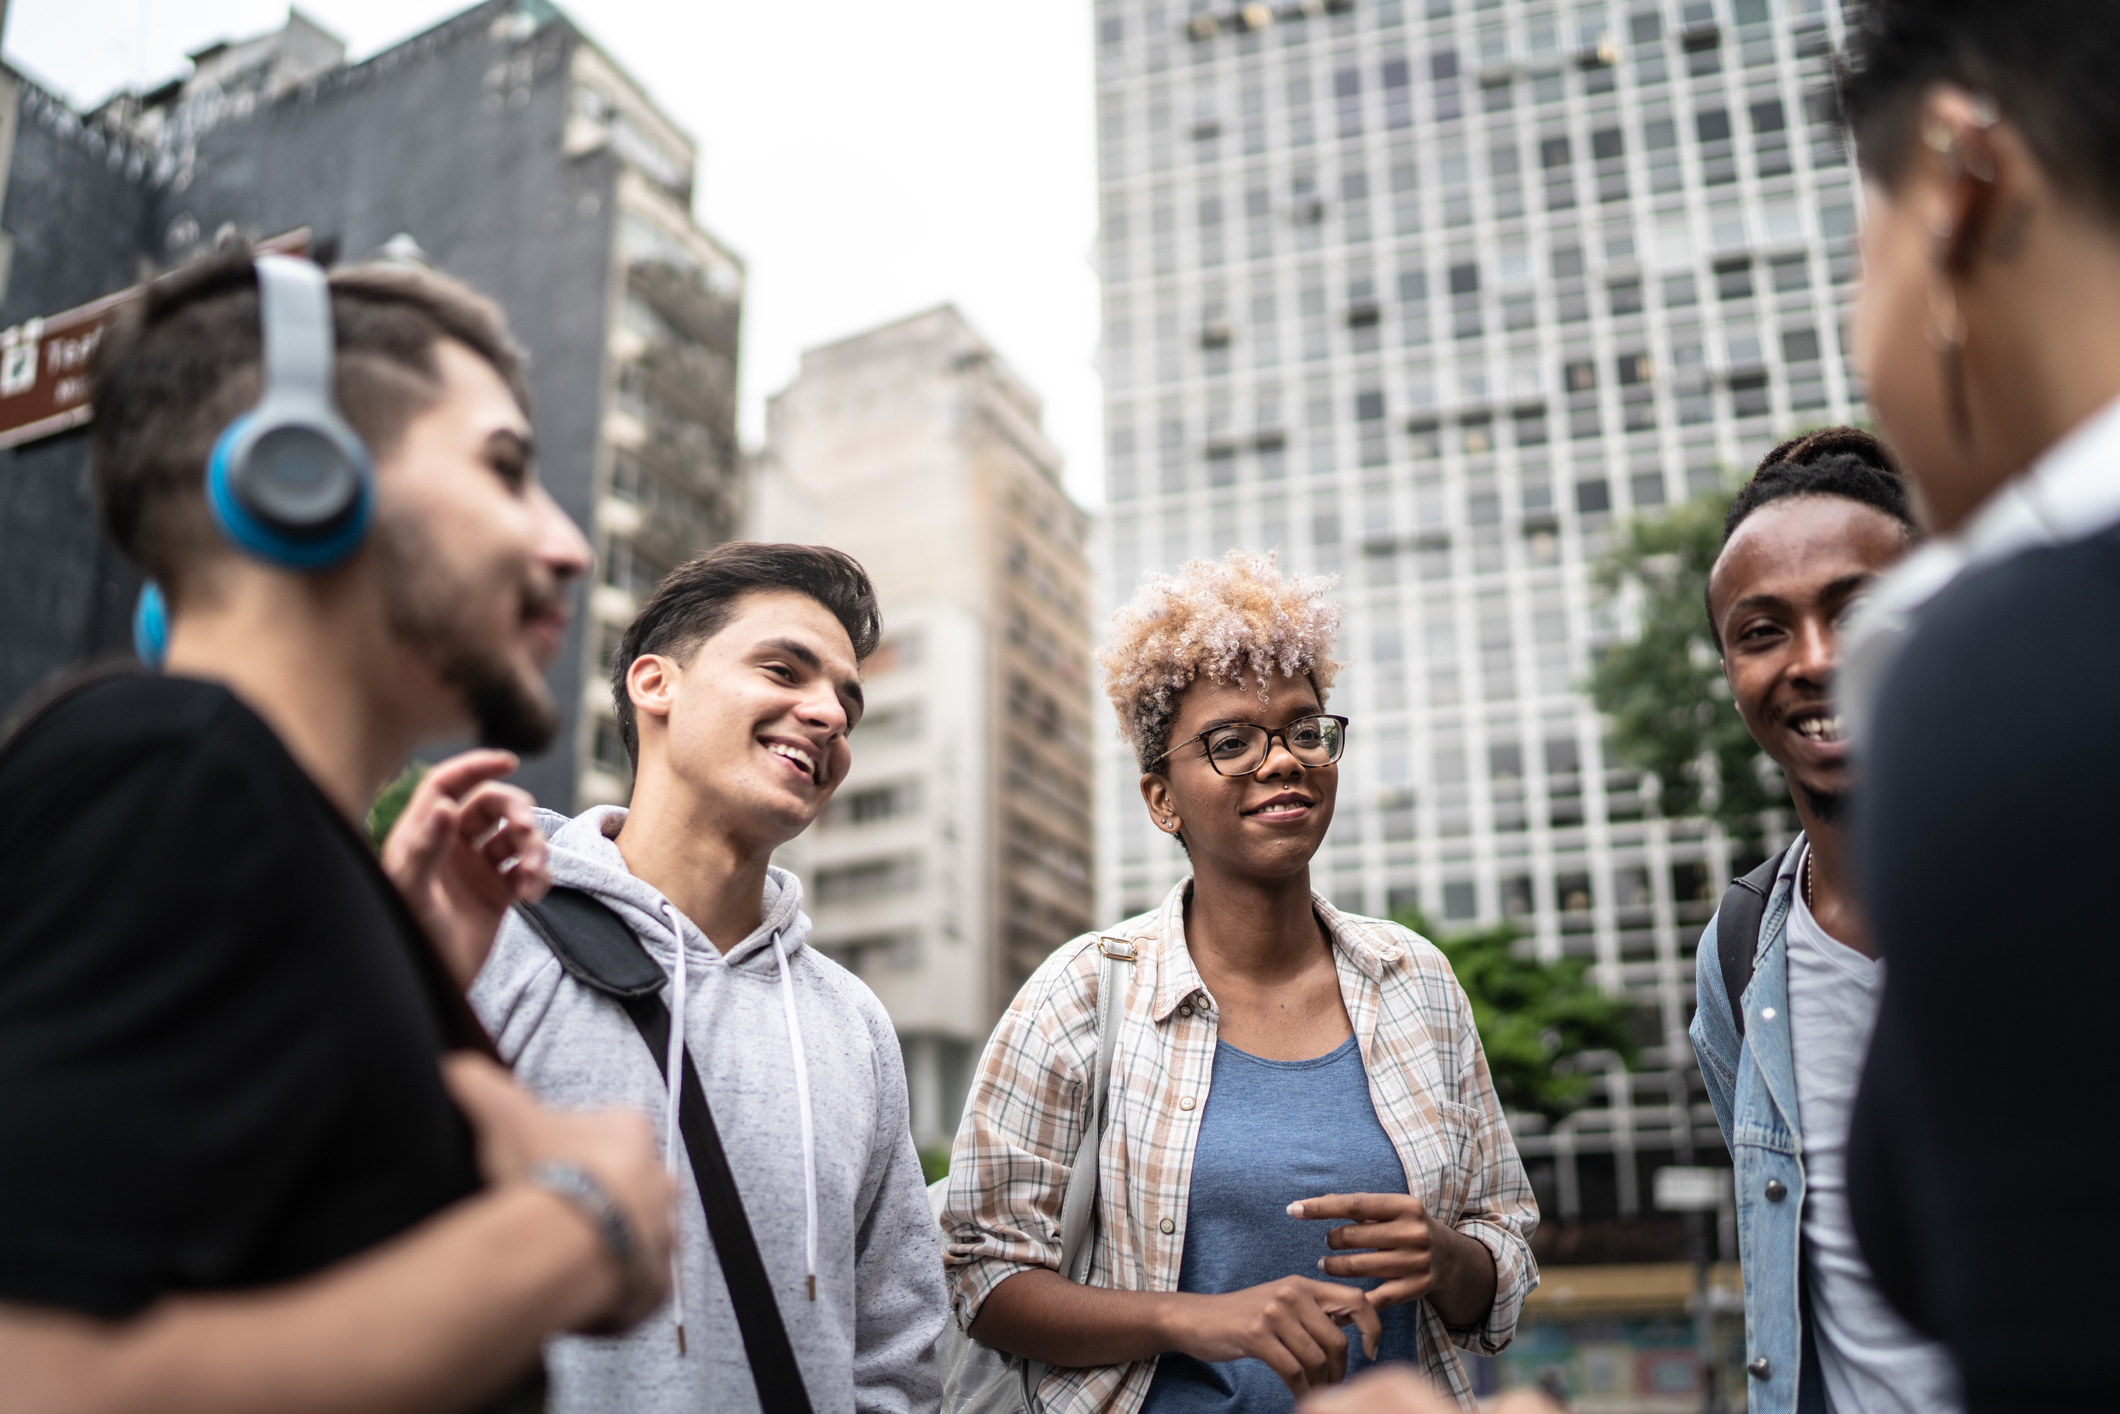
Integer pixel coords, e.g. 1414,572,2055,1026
471,542,946,1414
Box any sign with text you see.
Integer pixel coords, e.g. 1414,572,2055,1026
0,229,311,452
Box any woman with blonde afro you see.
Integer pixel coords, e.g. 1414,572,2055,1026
940,552,1538,1412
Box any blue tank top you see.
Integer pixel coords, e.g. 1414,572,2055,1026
1139,1034,1422,1413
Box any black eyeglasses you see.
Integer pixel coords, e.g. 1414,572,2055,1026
1155,714,1350,778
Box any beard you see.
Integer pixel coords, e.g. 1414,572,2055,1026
1798,783,1846,824
373,516,561,755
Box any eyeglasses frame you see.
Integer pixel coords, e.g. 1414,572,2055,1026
1151,713,1351,778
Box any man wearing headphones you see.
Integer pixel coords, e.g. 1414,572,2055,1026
0,247,675,1411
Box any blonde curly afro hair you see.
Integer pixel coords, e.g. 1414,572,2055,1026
1099,549,1342,772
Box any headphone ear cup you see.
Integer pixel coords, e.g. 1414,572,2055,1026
205,410,375,570
204,411,258,550
132,582,169,668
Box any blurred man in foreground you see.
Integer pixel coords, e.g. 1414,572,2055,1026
0,247,673,1412
1689,430,1952,1414
1833,1,2120,1408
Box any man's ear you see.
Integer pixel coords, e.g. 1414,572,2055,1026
626,653,679,727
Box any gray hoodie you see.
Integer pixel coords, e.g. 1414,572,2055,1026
470,806,946,1414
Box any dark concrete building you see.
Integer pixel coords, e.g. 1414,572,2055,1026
0,1,743,810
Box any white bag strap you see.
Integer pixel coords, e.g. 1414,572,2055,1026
1022,933,1135,1406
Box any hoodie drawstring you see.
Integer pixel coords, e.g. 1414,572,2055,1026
657,902,689,1354
771,928,820,1301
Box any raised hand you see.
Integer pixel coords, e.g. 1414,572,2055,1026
444,1053,675,1332
1167,1276,1385,1398
1289,1192,1497,1326
380,750,550,988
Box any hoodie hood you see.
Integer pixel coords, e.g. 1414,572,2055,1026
533,804,807,970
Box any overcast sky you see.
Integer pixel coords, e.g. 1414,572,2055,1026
4,0,1106,508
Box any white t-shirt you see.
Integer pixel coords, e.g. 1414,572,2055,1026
1785,854,1962,1414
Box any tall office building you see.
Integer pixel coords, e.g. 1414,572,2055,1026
0,2,743,813
1091,0,1858,1226
756,307,1097,1151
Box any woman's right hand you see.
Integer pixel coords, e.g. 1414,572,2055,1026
1163,1276,1385,1397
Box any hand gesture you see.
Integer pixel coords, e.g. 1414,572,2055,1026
444,1053,675,1332
1290,1193,1465,1311
380,750,550,989
1169,1276,1385,1398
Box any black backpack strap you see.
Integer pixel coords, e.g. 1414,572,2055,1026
1715,847,1789,1039
516,889,814,1414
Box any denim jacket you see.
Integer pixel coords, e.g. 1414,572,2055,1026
1690,838,1828,1414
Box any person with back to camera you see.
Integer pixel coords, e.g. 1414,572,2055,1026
1822,2,2120,1408
940,550,1538,1413
0,246,674,1412
1685,430,1957,1414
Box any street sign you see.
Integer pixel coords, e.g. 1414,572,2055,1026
1654,1165,1730,1213
0,229,311,452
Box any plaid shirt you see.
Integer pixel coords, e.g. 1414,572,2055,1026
940,879,1539,1412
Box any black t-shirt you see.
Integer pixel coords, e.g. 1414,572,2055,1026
1852,521,2120,1411
0,672,487,1317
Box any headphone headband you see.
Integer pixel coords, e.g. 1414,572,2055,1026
256,255,336,407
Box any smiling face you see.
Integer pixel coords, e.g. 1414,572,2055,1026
626,588,864,848
369,338,590,751
1142,670,1337,886
1707,495,1910,810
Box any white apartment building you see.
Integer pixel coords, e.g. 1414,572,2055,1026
756,308,1097,1152
1091,0,1858,1223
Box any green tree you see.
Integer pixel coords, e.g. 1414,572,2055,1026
1586,493,1782,852
366,762,428,852
1395,909,1637,1120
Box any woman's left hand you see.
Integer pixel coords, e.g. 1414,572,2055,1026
1289,1193,1492,1320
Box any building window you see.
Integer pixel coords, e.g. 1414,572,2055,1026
1512,405,1549,447
1770,253,1811,293
1714,257,1754,302
1608,278,1644,316
853,702,923,741
1730,371,1771,418
830,781,921,828
815,855,922,904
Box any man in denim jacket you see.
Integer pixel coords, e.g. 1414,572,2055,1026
1689,433,1958,1414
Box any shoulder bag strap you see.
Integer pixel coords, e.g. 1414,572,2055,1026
516,892,814,1414
1021,937,1133,1410
1714,846,1788,1039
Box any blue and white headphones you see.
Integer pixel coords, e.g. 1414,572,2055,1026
136,255,375,666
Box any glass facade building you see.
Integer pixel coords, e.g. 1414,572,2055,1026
1090,0,1856,1223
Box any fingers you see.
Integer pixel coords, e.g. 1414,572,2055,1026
1289,1192,1426,1224
420,749,523,800
441,1052,538,1183
1333,1282,1384,1359
442,1053,677,1333
1365,1276,1433,1310
1318,1245,1430,1280
1283,1292,1351,1386
459,782,551,901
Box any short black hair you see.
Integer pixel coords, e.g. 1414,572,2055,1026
609,542,882,768
1708,427,1919,647
1723,427,1916,547
1840,0,2120,225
